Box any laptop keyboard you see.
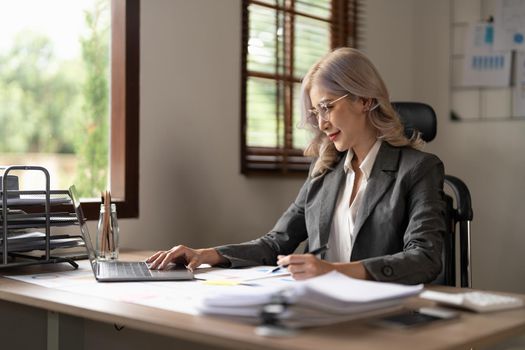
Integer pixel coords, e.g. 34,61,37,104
99,261,152,278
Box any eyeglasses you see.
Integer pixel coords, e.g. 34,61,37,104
307,93,349,128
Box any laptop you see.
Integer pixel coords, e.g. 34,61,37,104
69,186,194,282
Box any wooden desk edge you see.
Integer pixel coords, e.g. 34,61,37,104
1,252,525,350
0,277,283,350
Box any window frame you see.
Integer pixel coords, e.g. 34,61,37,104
106,0,140,220
240,0,359,175
45,0,140,219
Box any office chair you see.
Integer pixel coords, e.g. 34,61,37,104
392,102,474,288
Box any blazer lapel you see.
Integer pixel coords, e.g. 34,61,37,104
318,154,346,249
352,143,400,237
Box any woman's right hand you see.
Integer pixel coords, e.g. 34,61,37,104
146,245,226,272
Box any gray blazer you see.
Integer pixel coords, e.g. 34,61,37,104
216,142,446,284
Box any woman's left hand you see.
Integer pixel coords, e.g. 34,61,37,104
276,254,334,280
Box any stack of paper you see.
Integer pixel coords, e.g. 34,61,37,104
196,271,422,328
0,231,85,252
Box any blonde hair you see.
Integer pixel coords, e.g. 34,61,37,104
301,48,424,177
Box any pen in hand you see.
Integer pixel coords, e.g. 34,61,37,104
269,244,329,273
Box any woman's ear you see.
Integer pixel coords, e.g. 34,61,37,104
361,98,374,112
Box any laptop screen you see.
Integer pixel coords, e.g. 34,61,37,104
69,185,97,268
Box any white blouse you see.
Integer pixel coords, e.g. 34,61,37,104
325,140,382,263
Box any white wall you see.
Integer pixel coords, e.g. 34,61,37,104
413,0,525,293
120,0,524,293
362,0,417,101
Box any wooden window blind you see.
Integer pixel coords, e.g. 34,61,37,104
241,0,360,175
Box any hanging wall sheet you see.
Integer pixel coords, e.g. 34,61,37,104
461,21,512,87
494,0,525,51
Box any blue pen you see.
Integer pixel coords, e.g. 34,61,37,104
269,244,329,273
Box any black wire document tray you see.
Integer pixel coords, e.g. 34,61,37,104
1,165,83,270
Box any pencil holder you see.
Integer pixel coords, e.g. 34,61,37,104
96,203,119,260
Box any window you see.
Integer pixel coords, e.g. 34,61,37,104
241,0,360,174
0,0,139,219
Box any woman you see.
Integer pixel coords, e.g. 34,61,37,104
147,48,446,285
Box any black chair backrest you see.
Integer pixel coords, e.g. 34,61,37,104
392,102,437,142
392,102,473,287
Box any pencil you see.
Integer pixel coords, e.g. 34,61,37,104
107,191,113,252
104,191,111,252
